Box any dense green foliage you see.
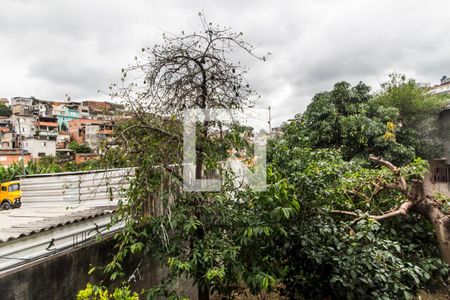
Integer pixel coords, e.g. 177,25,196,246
78,18,449,299
302,81,414,164
77,283,138,300
0,104,12,117
301,76,448,165
265,127,449,299
376,73,446,128
0,156,101,183
375,73,449,159
60,123,68,132
69,141,93,153
90,113,449,299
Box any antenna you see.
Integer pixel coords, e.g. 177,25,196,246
268,106,272,132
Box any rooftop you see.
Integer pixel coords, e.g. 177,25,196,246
0,149,30,155
0,168,132,271
35,121,58,127
0,204,115,243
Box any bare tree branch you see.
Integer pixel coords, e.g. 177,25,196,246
331,200,414,221
368,155,400,175
369,155,408,191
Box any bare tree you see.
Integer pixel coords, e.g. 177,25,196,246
111,14,268,180
112,14,268,115
107,15,268,300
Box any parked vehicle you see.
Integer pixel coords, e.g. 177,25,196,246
0,181,21,210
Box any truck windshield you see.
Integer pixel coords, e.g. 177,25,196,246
8,184,20,192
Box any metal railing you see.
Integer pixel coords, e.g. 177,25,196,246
432,167,450,182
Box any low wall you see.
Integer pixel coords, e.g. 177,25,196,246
0,237,196,300
424,170,450,198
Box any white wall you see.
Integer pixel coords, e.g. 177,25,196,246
430,84,450,95
10,97,33,106
57,134,70,143
10,115,36,137
23,139,56,158
85,125,100,149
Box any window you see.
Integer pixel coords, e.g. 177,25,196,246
38,152,46,157
1,186,6,192
8,184,20,192
432,167,450,182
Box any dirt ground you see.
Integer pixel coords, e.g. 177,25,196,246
418,290,450,300
211,292,286,300
210,290,450,300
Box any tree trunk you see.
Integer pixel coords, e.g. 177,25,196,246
366,156,450,265
195,121,209,180
198,285,210,300
416,197,450,264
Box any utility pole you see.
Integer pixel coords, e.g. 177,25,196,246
268,106,272,132
16,116,26,176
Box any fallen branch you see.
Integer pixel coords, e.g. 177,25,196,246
331,200,414,221
369,155,407,191
369,155,400,175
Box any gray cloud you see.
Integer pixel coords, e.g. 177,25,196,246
0,0,449,125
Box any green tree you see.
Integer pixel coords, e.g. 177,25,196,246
375,73,448,159
376,73,446,127
80,19,450,299
302,81,415,165
95,15,269,300
69,141,92,153
264,123,450,299
60,123,68,132
0,156,101,183
96,100,450,299
0,104,12,117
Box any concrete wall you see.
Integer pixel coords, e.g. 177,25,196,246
23,139,56,158
0,152,31,167
424,170,450,197
425,160,450,198
0,132,14,149
0,237,196,300
85,125,100,149
11,115,36,138
10,98,33,107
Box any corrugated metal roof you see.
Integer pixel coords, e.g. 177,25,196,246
0,205,115,243
0,167,134,271
0,168,134,243
19,167,133,178
20,168,133,203
0,209,124,272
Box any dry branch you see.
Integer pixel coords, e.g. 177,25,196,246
331,200,414,221
368,155,400,174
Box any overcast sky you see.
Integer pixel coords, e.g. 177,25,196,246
0,0,449,125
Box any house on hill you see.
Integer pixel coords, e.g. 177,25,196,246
430,76,450,95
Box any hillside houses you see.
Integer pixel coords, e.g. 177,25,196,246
429,76,450,95
0,97,124,166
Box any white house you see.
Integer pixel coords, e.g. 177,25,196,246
85,124,100,149
429,76,450,95
10,97,33,107
10,115,36,138
23,138,56,158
